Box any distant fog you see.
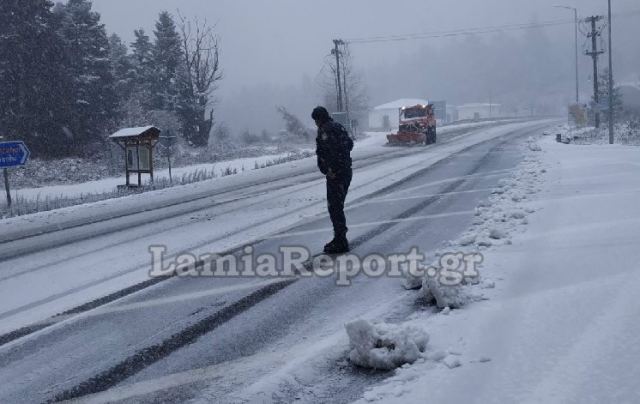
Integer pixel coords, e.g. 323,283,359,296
93,0,640,134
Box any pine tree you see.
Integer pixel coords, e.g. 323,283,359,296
594,70,624,123
151,11,183,111
0,0,74,157
54,0,117,150
108,33,135,103
129,29,154,109
276,106,312,142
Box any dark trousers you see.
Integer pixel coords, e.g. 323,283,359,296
326,171,352,238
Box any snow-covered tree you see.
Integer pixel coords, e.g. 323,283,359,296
276,106,312,142
130,30,153,91
109,34,135,101
54,0,117,150
176,14,222,147
108,33,135,106
151,11,183,111
0,0,75,157
594,69,624,123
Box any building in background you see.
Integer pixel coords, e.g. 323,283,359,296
619,84,640,116
456,103,502,121
446,104,459,123
431,101,447,124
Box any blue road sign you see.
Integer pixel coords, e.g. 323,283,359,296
0,141,30,168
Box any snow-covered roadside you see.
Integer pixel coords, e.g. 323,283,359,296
7,151,311,205
353,132,640,402
0,120,533,239
554,121,640,146
8,119,511,208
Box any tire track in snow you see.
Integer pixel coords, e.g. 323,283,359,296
0,123,546,349
36,126,549,402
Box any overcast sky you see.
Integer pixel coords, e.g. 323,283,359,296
93,0,640,132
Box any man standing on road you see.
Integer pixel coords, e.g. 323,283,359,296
312,106,354,254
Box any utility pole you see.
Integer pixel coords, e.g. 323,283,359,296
585,15,604,128
607,0,614,144
573,7,579,103
342,54,350,116
332,39,345,112
554,5,580,103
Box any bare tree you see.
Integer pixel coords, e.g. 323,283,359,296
177,12,222,147
320,43,369,115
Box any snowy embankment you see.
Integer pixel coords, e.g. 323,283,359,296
6,151,310,205
353,131,640,403
11,119,511,205
1,119,512,219
0,119,519,237
555,121,640,145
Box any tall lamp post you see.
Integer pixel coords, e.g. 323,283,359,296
554,5,580,104
607,0,614,144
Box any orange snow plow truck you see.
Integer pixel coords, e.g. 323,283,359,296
386,103,437,146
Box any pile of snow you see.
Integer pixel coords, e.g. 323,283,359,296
422,275,477,310
345,320,429,370
403,136,547,309
526,136,542,151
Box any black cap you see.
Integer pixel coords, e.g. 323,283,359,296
311,106,331,122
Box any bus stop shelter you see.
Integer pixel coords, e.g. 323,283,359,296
109,126,161,188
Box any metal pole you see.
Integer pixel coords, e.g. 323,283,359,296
3,168,11,208
554,6,580,104
607,0,614,144
574,8,580,103
333,39,344,112
167,152,173,185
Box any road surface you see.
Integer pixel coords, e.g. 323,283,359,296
0,120,556,403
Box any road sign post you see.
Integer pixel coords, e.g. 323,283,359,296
3,168,10,207
0,141,31,208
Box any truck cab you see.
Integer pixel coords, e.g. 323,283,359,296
387,104,437,146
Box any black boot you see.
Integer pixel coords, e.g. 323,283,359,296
324,235,349,254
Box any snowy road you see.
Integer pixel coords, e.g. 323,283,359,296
0,120,556,403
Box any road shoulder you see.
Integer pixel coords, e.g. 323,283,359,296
355,132,640,403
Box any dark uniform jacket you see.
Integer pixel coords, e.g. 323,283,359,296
316,120,354,176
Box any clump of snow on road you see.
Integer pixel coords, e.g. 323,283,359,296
422,275,478,309
527,136,542,151
400,266,423,290
345,320,429,370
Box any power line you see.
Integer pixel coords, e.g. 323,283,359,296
344,10,640,44
346,19,571,43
